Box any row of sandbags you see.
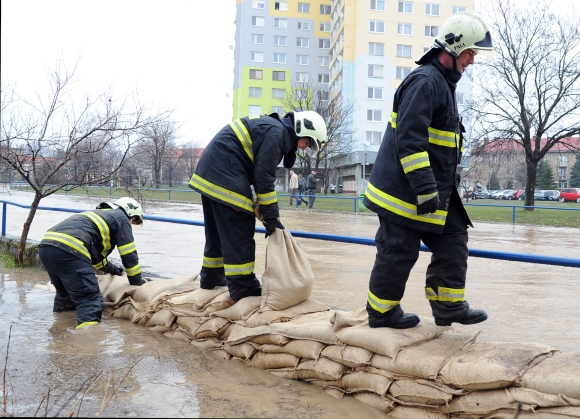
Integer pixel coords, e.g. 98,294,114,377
99,273,580,418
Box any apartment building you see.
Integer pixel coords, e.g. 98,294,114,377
233,0,332,119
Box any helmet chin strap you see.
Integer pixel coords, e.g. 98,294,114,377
434,39,462,83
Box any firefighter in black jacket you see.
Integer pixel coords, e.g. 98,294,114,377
38,197,145,329
363,12,494,329
189,111,327,300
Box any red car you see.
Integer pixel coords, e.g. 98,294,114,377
559,188,580,203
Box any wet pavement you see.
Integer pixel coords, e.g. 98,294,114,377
1,190,579,417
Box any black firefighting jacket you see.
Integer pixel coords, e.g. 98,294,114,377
364,55,466,234
40,208,143,284
189,113,296,220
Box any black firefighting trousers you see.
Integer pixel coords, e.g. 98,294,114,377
367,191,471,323
38,245,103,325
200,195,262,300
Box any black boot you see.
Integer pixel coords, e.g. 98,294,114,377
435,308,488,326
368,304,420,329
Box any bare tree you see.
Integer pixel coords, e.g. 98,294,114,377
279,81,355,189
467,0,580,208
0,61,171,263
176,140,204,185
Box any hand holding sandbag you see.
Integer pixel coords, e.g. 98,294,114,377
263,217,285,238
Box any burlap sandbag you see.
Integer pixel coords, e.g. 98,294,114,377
260,228,313,312
256,339,326,360
321,344,374,368
223,342,257,360
212,349,231,360
210,296,261,321
191,338,223,350
389,405,448,419
387,379,454,406
340,370,392,396
249,334,291,346
441,389,532,415
109,302,137,320
242,299,329,327
350,392,396,413
194,317,230,339
163,327,191,342
520,352,580,399
226,318,340,345
163,286,230,315
295,358,350,381
250,351,300,369
508,387,580,408
144,308,175,329
438,341,556,390
332,308,445,359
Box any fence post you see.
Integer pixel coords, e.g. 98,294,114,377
168,189,171,201
512,206,516,224
353,197,357,213
85,188,88,197
2,202,6,236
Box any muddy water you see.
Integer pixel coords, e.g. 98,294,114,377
1,191,580,417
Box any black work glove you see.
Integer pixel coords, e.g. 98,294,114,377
109,264,124,276
263,217,285,238
416,189,440,215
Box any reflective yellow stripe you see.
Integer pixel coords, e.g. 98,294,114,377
189,174,254,213
365,182,447,226
257,190,277,206
248,114,260,119
428,127,458,148
203,256,224,268
229,119,254,163
125,264,141,276
43,232,91,260
224,261,255,276
118,242,136,256
425,286,464,302
81,211,111,257
417,191,438,204
367,290,399,314
400,151,430,174
389,112,397,128
425,287,437,301
93,258,108,269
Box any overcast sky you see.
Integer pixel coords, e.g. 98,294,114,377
1,0,237,146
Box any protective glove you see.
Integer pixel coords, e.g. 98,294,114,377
263,217,285,238
416,189,440,215
109,264,124,276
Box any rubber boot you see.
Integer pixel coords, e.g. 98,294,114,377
368,304,420,329
435,308,488,326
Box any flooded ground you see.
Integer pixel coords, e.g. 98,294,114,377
1,190,579,417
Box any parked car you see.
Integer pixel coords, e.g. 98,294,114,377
329,184,336,193
500,190,518,200
514,189,524,199
471,187,489,199
559,188,580,203
518,190,546,201
543,190,561,201
490,190,505,199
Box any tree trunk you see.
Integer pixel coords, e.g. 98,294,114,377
524,159,537,210
17,192,42,264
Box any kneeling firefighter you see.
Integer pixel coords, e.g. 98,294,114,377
39,197,146,329
189,110,327,301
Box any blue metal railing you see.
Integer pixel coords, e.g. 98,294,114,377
2,199,579,268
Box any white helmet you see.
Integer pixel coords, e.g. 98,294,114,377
114,197,144,227
293,111,328,153
434,12,494,59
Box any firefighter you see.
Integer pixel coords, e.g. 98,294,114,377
189,111,327,301
363,12,494,329
38,197,146,329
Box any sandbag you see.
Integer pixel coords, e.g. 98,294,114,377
250,352,300,369
191,338,223,350
223,342,257,360
350,392,395,413
226,319,340,346
144,308,175,329
295,358,350,381
438,341,555,390
387,379,454,406
249,334,292,346
508,387,580,408
389,405,448,419
321,344,373,368
210,296,261,321
109,303,137,320
243,299,329,327
260,228,313,311
256,339,326,360
441,389,532,415
340,370,391,395
194,317,231,339
520,352,580,399
163,286,230,316
163,327,191,342
129,275,198,303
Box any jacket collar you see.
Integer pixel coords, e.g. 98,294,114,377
429,54,461,88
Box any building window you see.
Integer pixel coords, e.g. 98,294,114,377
318,91,330,101
397,23,412,35
298,2,310,13
272,106,285,114
248,105,262,114
249,87,262,98
319,56,329,66
273,53,286,63
251,33,264,44
320,4,331,14
369,42,385,56
396,67,411,79
319,39,330,49
252,0,265,9
275,18,288,28
398,1,413,13
298,21,310,30
297,37,310,47
320,22,331,32
252,16,265,27
370,0,386,11
249,69,263,80
424,25,439,37
275,1,288,11
367,110,383,121
425,3,440,15
367,87,383,100
296,54,309,65
250,51,264,62
274,35,287,46
272,88,285,99
367,131,382,144
295,89,309,99
452,5,466,14
318,74,329,83
295,72,309,82
272,71,286,81
370,20,385,33
396,44,412,57
368,64,384,78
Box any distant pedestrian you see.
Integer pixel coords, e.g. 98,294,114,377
307,170,317,209
296,174,309,208
289,170,298,205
